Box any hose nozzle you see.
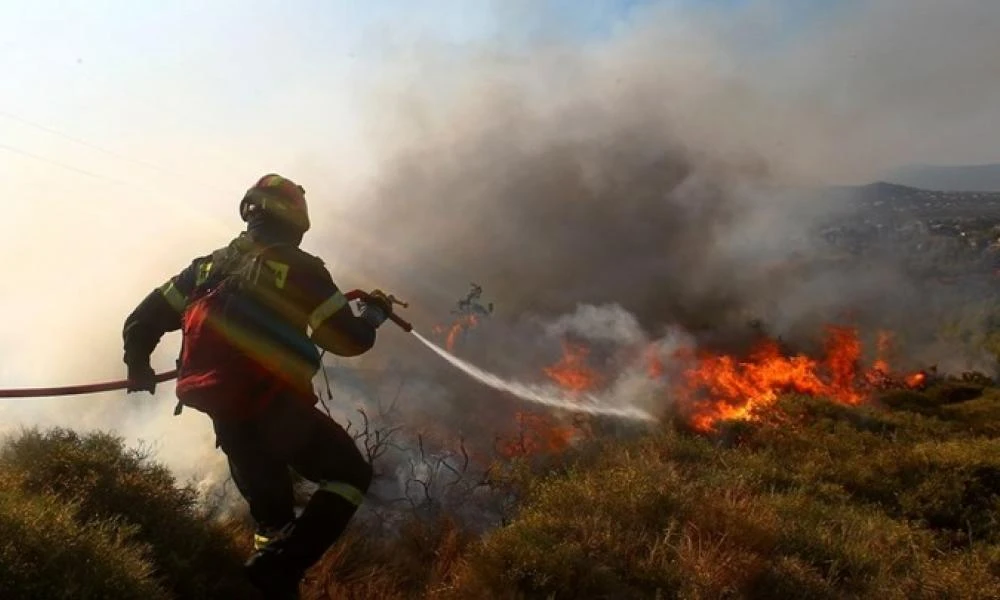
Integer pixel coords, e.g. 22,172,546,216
345,289,414,332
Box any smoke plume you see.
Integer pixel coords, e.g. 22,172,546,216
320,0,1000,366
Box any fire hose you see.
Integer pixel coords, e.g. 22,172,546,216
0,290,412,399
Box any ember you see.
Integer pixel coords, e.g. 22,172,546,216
905,371,928,388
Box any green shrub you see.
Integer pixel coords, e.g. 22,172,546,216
0,474,169,600
0,428,250,599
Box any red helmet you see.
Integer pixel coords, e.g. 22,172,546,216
239,173,310,232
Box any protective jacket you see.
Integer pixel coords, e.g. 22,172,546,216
123,232,376,419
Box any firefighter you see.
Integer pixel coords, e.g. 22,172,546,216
122,173,390,598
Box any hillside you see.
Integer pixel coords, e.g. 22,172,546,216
811,181,1000,289
4,377,1000,599
885,164,1000,193
436,383,1000,599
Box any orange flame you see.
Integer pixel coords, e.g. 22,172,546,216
434,314,480,351
497,342,602,459
871,330,896,374
543,341,601,393
497,411,580,458
905,371,927,388
492,323,934,458
676,326,877,433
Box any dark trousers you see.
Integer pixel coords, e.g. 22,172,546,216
213,395,373,533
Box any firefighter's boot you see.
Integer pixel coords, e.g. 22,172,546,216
244,550,302,599
244,490,360,596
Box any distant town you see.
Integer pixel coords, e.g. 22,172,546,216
818,182,1000,283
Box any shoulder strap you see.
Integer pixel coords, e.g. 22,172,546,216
194,235,301,300
188,237,253,299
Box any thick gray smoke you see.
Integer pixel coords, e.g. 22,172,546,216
318,0,999,372
291,3,1000,485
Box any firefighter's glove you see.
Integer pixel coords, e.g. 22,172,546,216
361,289,392,329
126,361,157,394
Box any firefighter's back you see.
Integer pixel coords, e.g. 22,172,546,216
175,235,331,419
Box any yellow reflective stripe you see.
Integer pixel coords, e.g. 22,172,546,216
318,481,365,506
264,260,289,289
253,533,271,551
195,261,213,286
308,292,348,331
158,281,187,312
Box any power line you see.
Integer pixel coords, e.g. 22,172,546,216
0,109,231,194
0,140,114,182
0,137,231,232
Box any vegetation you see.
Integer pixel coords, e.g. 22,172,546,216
0,428,255,599
3,379,1000,599
439,387,1000,599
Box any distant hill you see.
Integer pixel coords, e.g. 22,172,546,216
821,181,1000,219
885,163,1000,192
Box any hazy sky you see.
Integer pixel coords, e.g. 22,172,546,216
1,0,998,485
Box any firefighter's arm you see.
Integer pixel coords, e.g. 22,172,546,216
122,260,200,373
306,280,379,357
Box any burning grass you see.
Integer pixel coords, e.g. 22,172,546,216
275,318,1000,599
2,316,997,599
440,315,935,451
2,378,999,599
299,371,1000,599
672,325,931,433
435,387,1000,600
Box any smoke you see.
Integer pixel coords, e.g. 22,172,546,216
322,0,1000,364
546,304,645,346
297,0,1000,474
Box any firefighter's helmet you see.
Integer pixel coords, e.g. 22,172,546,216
239,173,310,232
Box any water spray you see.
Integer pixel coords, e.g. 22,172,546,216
0,290,657,423
412,331,656,422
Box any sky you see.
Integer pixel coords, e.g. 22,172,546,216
1,0,999,487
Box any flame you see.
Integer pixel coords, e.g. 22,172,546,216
871,330,896,374
484,319,936,458
905,371,928,388
675,325,877,433
434,314,480,351
497,411,581,458
543,341,601,393
497,341,602,459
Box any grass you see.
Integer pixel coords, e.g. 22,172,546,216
2,377,999,598
433,381,1000,599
